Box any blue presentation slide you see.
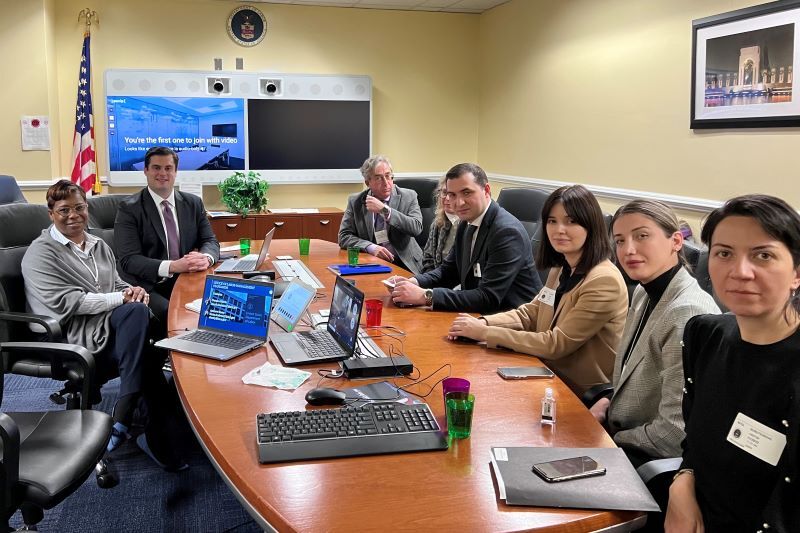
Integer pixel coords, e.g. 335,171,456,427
106,96,245,171
200,278,273,338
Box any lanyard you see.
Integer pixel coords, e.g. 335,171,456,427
71,245,101,291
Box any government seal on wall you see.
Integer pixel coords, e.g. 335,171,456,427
227,5,267,47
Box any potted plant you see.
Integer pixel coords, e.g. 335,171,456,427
218,171,270,216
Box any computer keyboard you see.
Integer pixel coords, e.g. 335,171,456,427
273,259,325,288
182,330,255,350
297,330,346,358
256,403,448,463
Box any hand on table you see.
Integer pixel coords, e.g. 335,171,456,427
391,278,425,306
447,313,488,342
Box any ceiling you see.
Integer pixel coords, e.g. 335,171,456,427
228,0,510,14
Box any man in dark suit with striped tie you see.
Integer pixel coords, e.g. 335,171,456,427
114,146,220,325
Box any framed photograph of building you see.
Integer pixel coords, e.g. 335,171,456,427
691,1,800,128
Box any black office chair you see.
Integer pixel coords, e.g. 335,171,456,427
530,224,549,285
395,178,438,248
87,194,129,249
0,203,94,408
497,187,549,239
0,176,26,206
0,352,112,529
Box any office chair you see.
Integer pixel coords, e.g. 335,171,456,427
87,194,129,249
395,178,438,248
529,224,549,285
0,348,112,530
497,187,549,239
0,176,26,205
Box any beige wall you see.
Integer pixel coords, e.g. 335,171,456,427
478,0,800,207
0,0,56,181
4,0,479,208
6,0,795,214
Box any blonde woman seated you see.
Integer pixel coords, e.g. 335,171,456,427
421,176,459,273
447,185,628,395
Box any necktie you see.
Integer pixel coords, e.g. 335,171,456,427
461,224,478,271
374,212,396,257
161,200,180,260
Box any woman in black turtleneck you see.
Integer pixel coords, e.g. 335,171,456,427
590,200,719,465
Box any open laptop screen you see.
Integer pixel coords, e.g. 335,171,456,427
327,276,364,354
198,275,274,339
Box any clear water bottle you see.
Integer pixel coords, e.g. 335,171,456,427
541,387,556,425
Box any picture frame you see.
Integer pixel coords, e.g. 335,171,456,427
691,0,800,129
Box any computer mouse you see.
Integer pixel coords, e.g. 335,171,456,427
305,387,347,406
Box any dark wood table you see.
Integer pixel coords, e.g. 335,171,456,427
168,239,645,532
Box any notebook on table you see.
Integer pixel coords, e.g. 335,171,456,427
154,275,274,361
270,275,370,365
215,228,275,273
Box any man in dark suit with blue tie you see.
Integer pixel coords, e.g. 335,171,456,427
391,163,541,314
115,146,220,325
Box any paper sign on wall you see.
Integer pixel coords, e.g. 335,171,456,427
21,116,50,151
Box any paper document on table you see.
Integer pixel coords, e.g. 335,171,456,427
242,363,311,390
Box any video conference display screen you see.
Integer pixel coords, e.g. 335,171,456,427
107,96,246,172
247,100,370,170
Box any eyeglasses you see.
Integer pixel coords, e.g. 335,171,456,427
53,204,88,217
371,173,393,182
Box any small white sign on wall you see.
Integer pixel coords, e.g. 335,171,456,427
21,116,50,151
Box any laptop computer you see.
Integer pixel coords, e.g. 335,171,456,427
215,228,275,273
154,275,274,361
271,278,316,332
270,275,365,365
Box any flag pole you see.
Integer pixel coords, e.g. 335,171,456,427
78,8,102,195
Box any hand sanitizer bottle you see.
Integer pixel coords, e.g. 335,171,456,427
541,387,556,425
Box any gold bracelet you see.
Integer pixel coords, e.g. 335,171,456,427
672,468,694,482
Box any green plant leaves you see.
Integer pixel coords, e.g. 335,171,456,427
218,171,270,216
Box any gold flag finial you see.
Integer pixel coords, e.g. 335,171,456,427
78,8,98,30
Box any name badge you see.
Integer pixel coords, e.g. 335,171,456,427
375,229,389,245
726,412,786,466
473,262,482,278
536,287,556,307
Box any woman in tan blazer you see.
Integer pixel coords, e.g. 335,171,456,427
448,185,628,395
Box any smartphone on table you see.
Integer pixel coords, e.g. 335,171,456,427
497,366,554,379
531,456,606,483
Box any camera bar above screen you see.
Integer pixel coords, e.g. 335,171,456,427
104,70,372,186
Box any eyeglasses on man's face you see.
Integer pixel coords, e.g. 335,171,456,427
52,204,88,217
371,172,393,183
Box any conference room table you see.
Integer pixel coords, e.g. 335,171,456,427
168,239,646,532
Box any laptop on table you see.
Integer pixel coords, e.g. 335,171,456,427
215,228,275,273
154,275,274,361
271,275,366,365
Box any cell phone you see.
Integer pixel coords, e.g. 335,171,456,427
497,366,554,379
531,456,606,483
382,278,397,289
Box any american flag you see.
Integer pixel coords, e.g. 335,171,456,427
70,32,96,193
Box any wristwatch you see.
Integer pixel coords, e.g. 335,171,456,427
380,205,390,218
424,289,433,307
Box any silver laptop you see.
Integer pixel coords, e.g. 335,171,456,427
215,228,275,273
154,275,274,360
270,276,364,365
271,278,316,332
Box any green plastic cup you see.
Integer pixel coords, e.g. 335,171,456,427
239,238,251,256
347,246,359,266
445,392,475,439
298,238,310,255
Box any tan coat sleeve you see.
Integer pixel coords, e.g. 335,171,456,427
483,265,627,360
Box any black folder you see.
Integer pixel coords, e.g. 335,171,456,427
490,447,660,512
